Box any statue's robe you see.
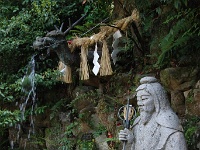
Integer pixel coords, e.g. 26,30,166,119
129,109,187,150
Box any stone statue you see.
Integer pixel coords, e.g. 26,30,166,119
119,76,187,150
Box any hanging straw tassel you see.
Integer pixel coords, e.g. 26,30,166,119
58,61,72,83
64,65,72,83
100,40,113,76
80,45,89,80
58,61,65,81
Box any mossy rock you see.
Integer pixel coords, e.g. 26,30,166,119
160,67,199,91
22,76,33,93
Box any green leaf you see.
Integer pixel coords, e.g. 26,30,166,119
174,0,181,9
156,7,161,15
0,92,5,98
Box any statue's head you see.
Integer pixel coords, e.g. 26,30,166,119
136,77,170,118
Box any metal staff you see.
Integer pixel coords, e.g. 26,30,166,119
118,95,136,150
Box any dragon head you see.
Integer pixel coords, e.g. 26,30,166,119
33,24,66,51
32,14,86,66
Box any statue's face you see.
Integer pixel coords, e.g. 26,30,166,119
136,90,155,114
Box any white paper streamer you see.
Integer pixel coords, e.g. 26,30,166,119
60,66,66,74
60,66,66,75
92,43,100,75
111,30,122,64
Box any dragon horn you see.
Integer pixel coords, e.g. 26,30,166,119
54,25,59,31
60,23,64,31
68,18,72,28
64,14,87,35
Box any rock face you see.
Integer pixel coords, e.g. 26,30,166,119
185,81,200,116
160,67,199,116
171,91,186,116
4,70,200,150
95,134,110,150
160,67,198,91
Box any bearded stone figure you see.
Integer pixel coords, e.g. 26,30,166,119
119,77,187,150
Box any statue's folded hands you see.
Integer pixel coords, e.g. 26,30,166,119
119,128,134,144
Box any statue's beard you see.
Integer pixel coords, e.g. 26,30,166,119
140,111,152,125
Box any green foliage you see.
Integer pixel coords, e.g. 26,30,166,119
55,0,83,18
0,0,85,146
0,0,58,81
45,120,78,149
68,0,113,38
34,106,48,115
0,0,113,149
1,0,199,149
0,79,22,103
93,124,107,137
185,90,194,103
32,0,58,28
155,8,200,68
160,0,188,10
0,110,21,128
78,139,96,150
183,116,200,148
49,98,67,120
134,0,200,70
69,22,96,37
35,69,60,89
55,121,78,150
0,83,14,102
83,0,113,23
69,89,100,108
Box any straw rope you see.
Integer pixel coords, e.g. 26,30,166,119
62,10,140,82
69,9,139,51
80,45,89,80
100,40,113,76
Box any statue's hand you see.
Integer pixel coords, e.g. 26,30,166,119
119,128,134,144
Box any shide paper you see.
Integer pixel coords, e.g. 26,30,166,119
92,43,100,75
111,30,122,64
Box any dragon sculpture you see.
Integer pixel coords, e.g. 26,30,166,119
32,14,106,85
32,12,136,84
33,15,87,67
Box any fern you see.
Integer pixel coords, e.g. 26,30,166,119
155,8,200,68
